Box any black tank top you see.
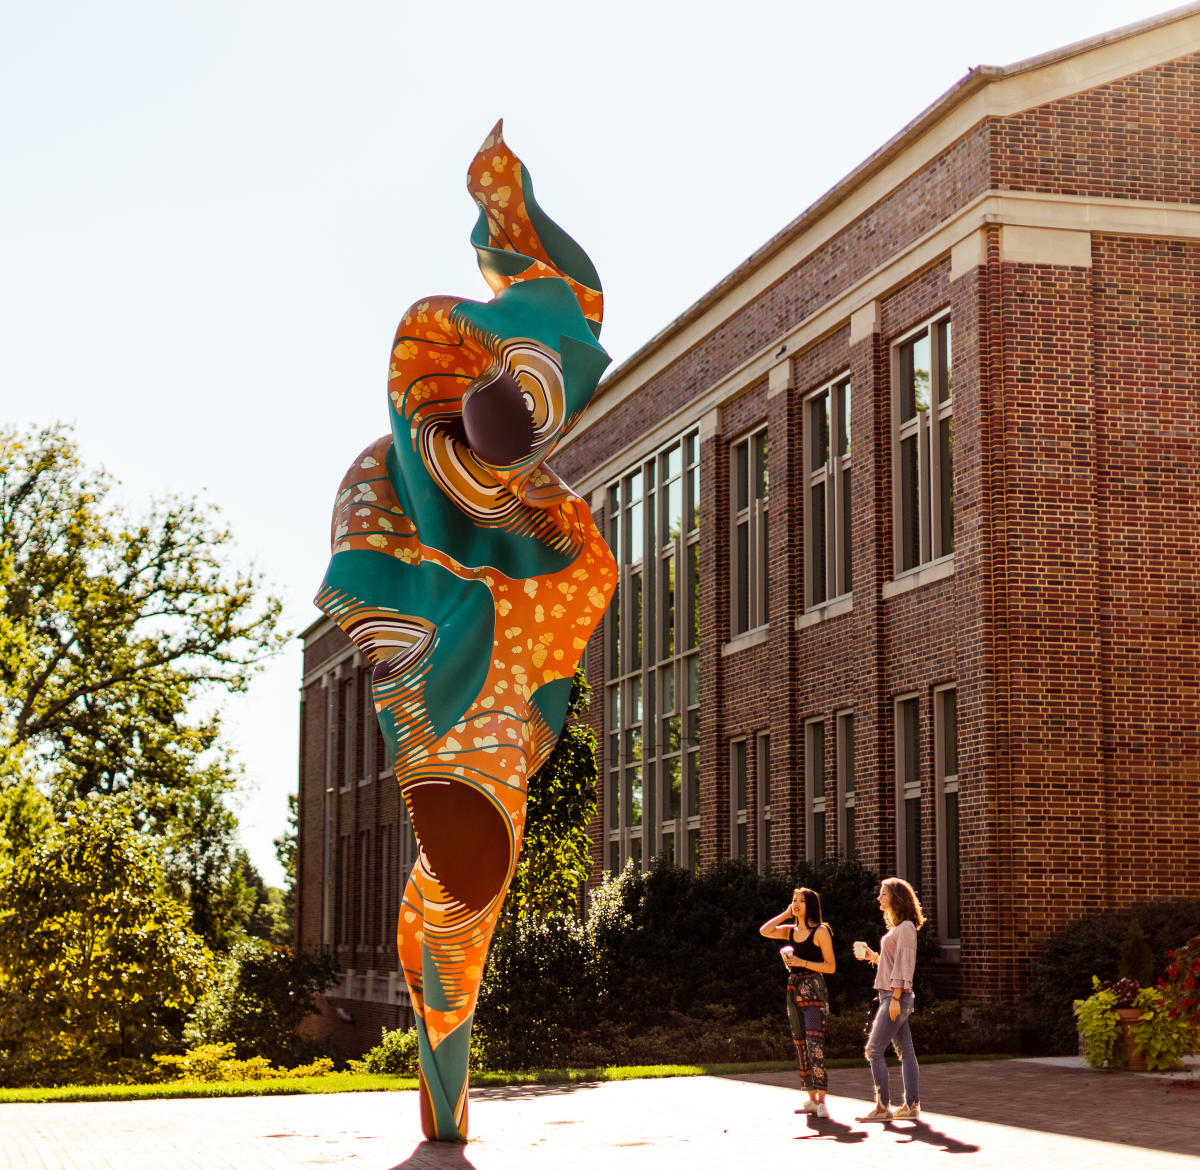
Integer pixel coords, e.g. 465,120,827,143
790,923,825,963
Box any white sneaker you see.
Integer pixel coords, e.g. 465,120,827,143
795,1099,818,1114
815,1102,830,1118
893,1103,920,1120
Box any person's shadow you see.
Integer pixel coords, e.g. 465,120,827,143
793,1116,980,1153
793,1116,871,1144
881,1119,979,1154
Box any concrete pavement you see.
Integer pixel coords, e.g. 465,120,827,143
1,1057,1198,1170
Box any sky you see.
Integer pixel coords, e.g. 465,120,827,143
1,0,1181,884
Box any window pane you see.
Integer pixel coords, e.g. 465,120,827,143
661,832,676,867
630,835,642,870
665,444,681,481
686,431,698,465
688,828,700,874
944,790,960,937
665,756,681,819
608,840,620,873
733,740,747,812
810,482,827,604
845,806,856,858
901,332,931,421
808,723,825,802
900,435,920,571
735,441,749,511
630,676,642,723
661,663,675,714
687,750,700,815
687,543,699,648
664,714,681,753
608,589,620,676
689,462,700,532
754,431,769,500
905,796,921,883
938,320,952,403
608,684,621,730
838,380,852,457
903,699,919,787
687,655,699,707
608,770,620,829
841,466,853,592
736,521,749,632
811,391,830,469
943,690,958,775
813,811,826,865
686,707,699,745
630,572,643,670
628,498,643,564
625,727,642,764
940,416,954,555
661,553,675,657
760,512,769,624
629,766,643,826
665,476,683,543
737,821,748,862
842,715,855,795
607,486,620,555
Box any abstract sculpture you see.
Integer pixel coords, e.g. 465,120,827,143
315,122,615,1142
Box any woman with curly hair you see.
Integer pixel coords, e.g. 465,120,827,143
853,877,926,1121
761,887,836,1117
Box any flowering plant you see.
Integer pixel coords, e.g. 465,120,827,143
1159,935,1200,1044
1097,976,1141,1008
1075,974,1195,1071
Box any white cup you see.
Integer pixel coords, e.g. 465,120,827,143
780,945,794,966
853,940,868,960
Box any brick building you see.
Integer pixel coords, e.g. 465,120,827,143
298,7,1200,1044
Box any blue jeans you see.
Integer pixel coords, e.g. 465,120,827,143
865,990,918,1108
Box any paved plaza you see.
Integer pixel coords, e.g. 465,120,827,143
2,1058,1198,1170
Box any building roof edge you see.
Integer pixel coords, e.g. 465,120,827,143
574,3,1200,423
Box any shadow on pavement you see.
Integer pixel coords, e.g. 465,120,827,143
882,1119,980,1154
470,1080,605,1102
387,1141,477,1170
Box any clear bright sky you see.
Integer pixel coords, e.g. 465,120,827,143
1,0,1178,884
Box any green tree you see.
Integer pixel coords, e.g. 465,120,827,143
0,798,211,1086
0,774,54,879
160,765,279,951
505,667,598,920
273,792,299,944
184,938,336,1066
0,423,284,817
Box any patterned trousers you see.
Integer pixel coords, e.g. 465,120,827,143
786,971,830,1091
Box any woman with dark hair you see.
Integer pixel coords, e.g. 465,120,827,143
853,876,926,1121
760,887,836,1116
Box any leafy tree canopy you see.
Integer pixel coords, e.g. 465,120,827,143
0,423,285,817
0,798,211,1085
504,667,598,921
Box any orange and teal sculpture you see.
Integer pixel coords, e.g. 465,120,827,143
315,122,615,1142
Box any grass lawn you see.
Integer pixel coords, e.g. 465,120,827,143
0,1054,1013,1105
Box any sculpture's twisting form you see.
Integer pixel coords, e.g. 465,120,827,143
315,122,615,1142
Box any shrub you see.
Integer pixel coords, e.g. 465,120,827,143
351,1027,420,1076
1027,898,1200,1054
1159,934,1200,1044
183,940,336,1065
475,855,931,1069
1118,919,1156,986
152,1042,337,1081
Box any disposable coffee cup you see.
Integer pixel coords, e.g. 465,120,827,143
780,945,794,967
852,940,868,960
